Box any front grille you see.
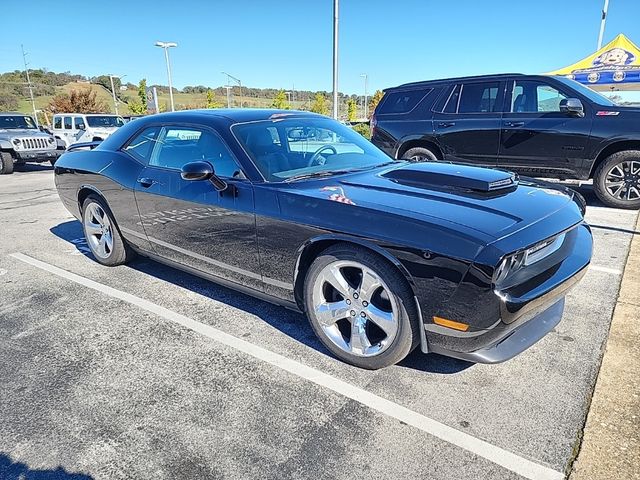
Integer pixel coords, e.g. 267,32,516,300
17,137,53,151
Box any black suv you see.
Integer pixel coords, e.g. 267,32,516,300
371,73,640,208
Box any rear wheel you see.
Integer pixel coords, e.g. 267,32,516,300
401,146,438,162
593,151,640,209
0,151,14,174
304,245,420,369
81,195,134,266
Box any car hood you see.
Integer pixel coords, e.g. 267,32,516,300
0,128,50,138
281,162,582,246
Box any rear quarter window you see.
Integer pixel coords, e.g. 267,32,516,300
377,89,432,114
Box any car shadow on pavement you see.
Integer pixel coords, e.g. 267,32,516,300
0,453,94,480
50,220,473,375
13,163,54,173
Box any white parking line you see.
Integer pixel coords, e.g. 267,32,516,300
589,265,623,275
10,252,564,480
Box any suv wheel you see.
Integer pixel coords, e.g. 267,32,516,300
593,151,640,209
0,151,14,174
401,147,438,162
303,244,420,369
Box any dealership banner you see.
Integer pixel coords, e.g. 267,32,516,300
547,33,640,87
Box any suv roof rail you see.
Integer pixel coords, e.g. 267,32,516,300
388,73,525,91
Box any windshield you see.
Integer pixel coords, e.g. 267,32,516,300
0,115,37,130
233,116,394,181
86,116,125,128
554,77,616,106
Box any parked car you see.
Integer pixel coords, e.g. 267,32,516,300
52,113,125,148
0,112,64,174
54,109,592,369
371,73,640,208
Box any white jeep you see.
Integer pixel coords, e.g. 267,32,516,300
52,113,125,147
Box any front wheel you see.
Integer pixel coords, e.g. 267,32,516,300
0,152,14,174
303,245,420,369
593,151,640,209
81,195,134,266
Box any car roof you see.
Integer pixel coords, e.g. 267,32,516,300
136,108,325,123
386,73,528,91
52,113,121,116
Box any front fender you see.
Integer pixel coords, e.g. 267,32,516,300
0,139,13,149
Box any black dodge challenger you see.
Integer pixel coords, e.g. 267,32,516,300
54,109,592,369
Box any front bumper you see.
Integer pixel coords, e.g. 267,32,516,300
15,149,61,163
425,222,592,363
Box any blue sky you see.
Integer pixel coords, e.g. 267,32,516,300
1,0,639,94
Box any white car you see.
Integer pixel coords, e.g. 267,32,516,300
52,113,125,147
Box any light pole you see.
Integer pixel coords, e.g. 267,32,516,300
360,73,368,119
285,91,292,103
155,41,177,111
21,45,38,127
332,0,339,119
109,74,125,115
223,85,232,108
222,72,243,107
597,0,610,50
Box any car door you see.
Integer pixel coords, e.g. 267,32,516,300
73,116,86,142
432,80,505,166
62,116,76,144
498,78,593,176
133,124,262,291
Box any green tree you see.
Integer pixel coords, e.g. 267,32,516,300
353,123,371,139
310,92,329,115
128,79,148,114
206,89,222,108
347,98,357,122
368,90,384,118
93,75,121,95
271,89,290,109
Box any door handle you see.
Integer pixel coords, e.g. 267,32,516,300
136,177,156,188
504,121,525,127
438,122,456,128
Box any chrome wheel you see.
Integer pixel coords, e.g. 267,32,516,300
311,260,399,357
605,160,640,201
83,202,114,259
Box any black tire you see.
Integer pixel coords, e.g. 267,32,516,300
81,194,134,266
401,146,438,162
593,150,640,209
50,159,56,166
0,151,15,174
303,244,420,369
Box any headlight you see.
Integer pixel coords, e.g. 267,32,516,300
493,233,566,286
12,138,21,145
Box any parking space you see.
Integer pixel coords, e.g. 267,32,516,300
1,167,638,479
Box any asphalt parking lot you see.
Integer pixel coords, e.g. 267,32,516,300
1,165,638,480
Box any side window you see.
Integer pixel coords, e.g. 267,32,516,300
150,126,242,177
64,117,73,129
458,82,500,113
378,89,431,114
74,117,86,130
53,117,62,129
443,84,461,113
123,126,161,163
511,81,568,113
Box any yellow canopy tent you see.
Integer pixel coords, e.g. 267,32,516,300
547,33,640,91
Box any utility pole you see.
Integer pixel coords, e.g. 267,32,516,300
109,75,119,115
332,0,339,119
597,0,610,50
155,42,177,111
222,72,243,107
360,73,368,119
21,45,38,127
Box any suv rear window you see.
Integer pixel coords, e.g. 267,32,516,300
441,82,501,113
378,89,431,114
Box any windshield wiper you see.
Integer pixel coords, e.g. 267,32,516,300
284,169,355,182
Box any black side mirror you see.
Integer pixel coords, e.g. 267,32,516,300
181,161,227,191
560,98,584,117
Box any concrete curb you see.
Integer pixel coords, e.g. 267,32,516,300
570,212,640,480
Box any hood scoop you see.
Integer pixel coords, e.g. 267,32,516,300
382,162,518,193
